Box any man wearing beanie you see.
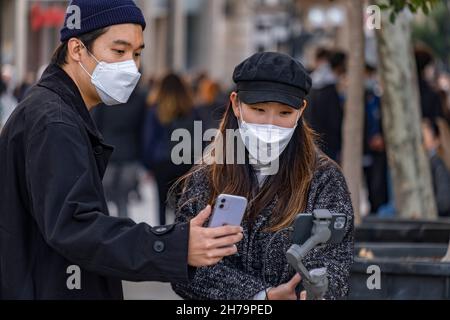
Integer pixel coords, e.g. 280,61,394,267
0,0,243,299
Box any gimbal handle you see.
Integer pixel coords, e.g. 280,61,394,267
285,210,332,300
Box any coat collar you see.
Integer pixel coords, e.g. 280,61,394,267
37,63,105,141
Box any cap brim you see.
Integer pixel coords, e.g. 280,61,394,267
238,91,303,110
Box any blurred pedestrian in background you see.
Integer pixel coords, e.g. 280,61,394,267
191,71,209,106
0,66,18,129
422,119,450,217
436,73,450,172
195,76,227,133
142,73,198,225
306,48,347,163
92,85,148,218
415,45,444,122
363,64,389,214
13,72,35,103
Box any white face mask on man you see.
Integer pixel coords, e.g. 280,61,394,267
237,102,300,165
79,43,141,106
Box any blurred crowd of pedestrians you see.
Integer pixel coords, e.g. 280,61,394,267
305,45,450,217
2,42,450,221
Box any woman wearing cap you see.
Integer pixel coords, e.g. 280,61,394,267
172,52,354,300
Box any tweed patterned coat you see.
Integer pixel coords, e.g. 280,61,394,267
172,155,354,300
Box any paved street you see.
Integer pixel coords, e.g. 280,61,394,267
110,175,182,300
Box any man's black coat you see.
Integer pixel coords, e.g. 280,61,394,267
0,64,192,300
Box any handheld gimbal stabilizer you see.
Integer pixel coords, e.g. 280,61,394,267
286,209,334,300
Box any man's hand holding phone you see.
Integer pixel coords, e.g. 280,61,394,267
188,205,244,267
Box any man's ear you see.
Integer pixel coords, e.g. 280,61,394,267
66,38,84,63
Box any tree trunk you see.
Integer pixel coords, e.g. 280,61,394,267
167,0,185,72
375,3,438,219
342,0,365,226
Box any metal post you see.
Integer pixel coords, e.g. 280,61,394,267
167,0,185,72
15,0,28,83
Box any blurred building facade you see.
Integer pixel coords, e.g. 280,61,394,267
0,0,365,87
139,0,299,85
1,0,68,85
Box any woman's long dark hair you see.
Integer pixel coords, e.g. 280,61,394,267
176,97,320,232
155,73,194,125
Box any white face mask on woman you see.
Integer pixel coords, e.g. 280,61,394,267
79,43,141,106
238,102,300,165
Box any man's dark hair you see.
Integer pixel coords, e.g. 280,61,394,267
51,28,109,67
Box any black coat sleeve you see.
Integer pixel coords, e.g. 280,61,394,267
25,122,191,283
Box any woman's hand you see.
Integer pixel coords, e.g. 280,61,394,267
267,273,306,300
188,205,244,267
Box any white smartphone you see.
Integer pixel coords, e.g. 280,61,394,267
208,194,248,228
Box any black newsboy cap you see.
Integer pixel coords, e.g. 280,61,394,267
233,52,312,110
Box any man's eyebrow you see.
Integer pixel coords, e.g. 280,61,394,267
113,40,131,46
113,40,145,49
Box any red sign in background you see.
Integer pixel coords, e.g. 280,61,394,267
30,3,66,31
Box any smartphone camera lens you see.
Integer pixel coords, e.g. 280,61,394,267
219,204,224,209
221,199,226,203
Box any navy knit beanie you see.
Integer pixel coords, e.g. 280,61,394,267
60,0,146,42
